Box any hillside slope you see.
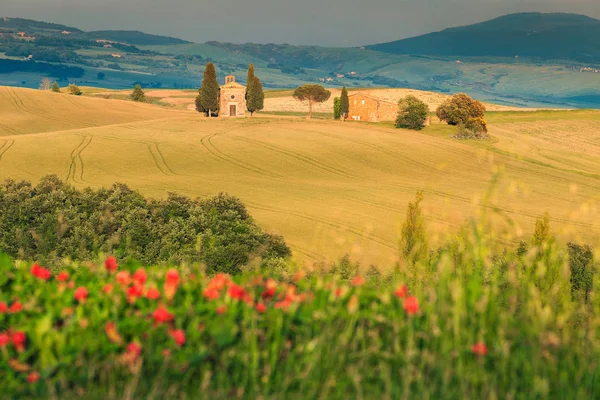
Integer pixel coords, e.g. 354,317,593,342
0,88,598,266
0,86,186,136
369,13,600,61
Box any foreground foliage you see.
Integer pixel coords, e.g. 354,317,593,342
0,176,290,272
0,218,598,398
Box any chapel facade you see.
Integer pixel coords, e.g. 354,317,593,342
219,76,246,117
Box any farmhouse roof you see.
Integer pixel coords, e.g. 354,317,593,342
348,92,397,106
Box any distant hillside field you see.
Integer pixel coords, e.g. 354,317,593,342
0,87,598,267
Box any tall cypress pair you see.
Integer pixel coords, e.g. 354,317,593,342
196,62,264,117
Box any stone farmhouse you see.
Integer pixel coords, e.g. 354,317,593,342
219,76,246,117
347,93,398,122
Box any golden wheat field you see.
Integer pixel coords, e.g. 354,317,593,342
1,86,599,267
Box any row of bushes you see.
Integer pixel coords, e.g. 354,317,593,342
0,176,290,273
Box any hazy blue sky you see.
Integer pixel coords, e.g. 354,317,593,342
3,0,600,46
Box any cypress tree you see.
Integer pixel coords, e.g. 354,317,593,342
200,62,219,117
247,76,264,117
340,86,349,120
195,87,206,114
246,64,255,102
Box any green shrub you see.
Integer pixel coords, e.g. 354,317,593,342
0,176,290,272
130,84,146,102
67,83,82,96
395,95,429,130
568,242,594,302
333,97,341,120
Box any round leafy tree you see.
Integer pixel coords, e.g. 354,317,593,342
396,95,429,130
436,93,486,126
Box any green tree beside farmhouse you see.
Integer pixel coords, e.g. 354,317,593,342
130,84,146,102
396,95,429,130
247,75,264,117
339,86,350,120
200,62,220,117
436,93,486,126
293,84,331,119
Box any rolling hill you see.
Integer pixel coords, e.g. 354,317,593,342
1,15,600,108
1,88,599,267
368,13,600,62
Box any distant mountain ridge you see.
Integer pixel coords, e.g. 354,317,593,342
368,13,600,61
0,17,189,46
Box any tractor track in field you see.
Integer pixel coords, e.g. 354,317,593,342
200,128,283,179
66,135,93,183
298,127,441,174
147,142,177,176
247,202,396,250
0,140,15,164
235,136,358,179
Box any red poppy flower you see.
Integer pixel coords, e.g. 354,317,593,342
127,284,143,303
105,322,123,345
146,287,160,300
27,372,40,384
164,269,180,300
203,287,221,300
395,285,408,299
153,305,174,324
127,342,142,358
57,272,69,282
74,287,88,302
228,283,246,300
31,263,52,280
208,273,229,291
334,287,343,298
171,329,185,346
67,281,75,289
9,301,22,313
404,296,419,315
0,332,9,347
256,303,266,313
105,256,118,273
165,269,180,286
351,276,365,286
102,283,113,294
116,271,131,287
216,305,227,315
274,299,292,310
472,342,488,356
0,302,7,313
11,331,26,352
133,268,147,286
